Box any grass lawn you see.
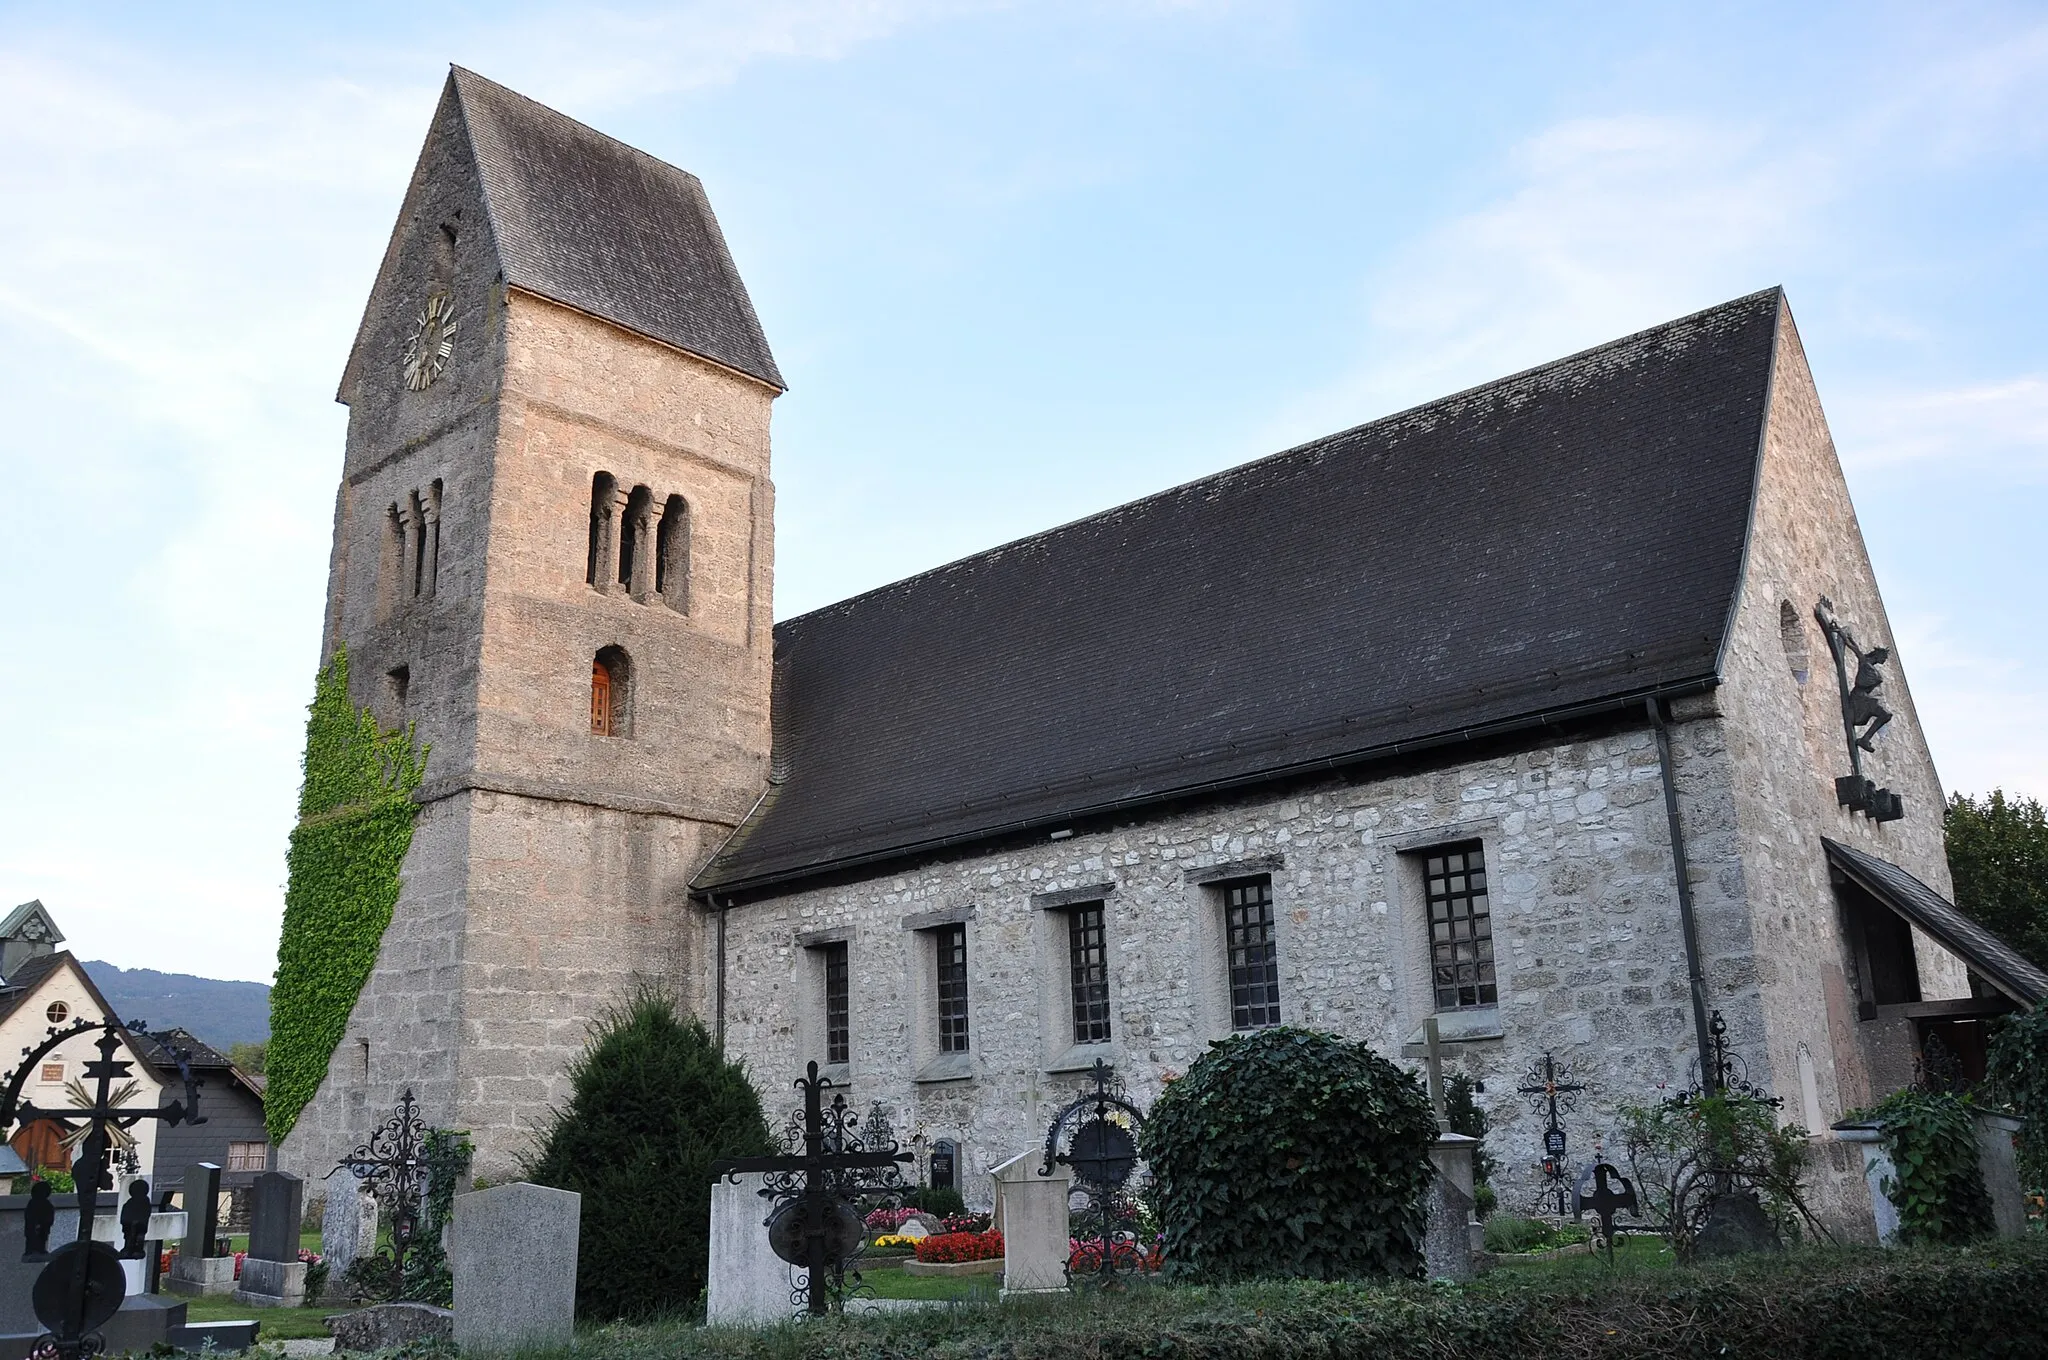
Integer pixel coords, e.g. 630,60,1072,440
858,1262,999,1304
1487,1234,1674,1275
175,1294,340,1341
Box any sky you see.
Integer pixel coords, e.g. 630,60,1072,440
1,1,2044,984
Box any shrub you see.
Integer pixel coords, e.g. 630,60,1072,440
1857,1087,1993,1245
1142,1026,1437,1282
1987,1004,2048,1195
913,1230,1003,1263
1481,1214,1550,1254
1617,1091,1820,1257
907,1185,966,1217
523,989,774,1321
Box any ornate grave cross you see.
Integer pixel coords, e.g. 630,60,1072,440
713,1062,912,1317
1040,1058,1149,1286
1684,1012,1775,1104
1516,1052,1584,1216
0,1015,203,1360
334,1088,429,1295
1571,1161,1639,1263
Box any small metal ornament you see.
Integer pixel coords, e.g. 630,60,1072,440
1516,1052,1584,1216
713,1062,912,1317
0,1016,204,1360
1040,1060,1151,1286
334,1089,430,1296
1683,1012,1778,1105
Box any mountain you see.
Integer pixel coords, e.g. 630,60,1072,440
79,960,270,1051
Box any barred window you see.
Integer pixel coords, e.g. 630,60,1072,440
1223,877,1281,1030
1067,904,1112,1045
1425,842,1497,1009
936,923,970,1053
823,942,850,1065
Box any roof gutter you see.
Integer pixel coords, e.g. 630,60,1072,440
700,673,1720,903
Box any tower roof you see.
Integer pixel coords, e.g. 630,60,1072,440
448,69,782,390
700,289,1788,894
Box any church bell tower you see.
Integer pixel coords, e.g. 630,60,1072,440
284,67,783,1180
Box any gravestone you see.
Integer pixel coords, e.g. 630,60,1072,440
1422,1132,1480,1281
234,1171,307,1307
1693,1189,1781,1257
320,1180,379,1277
705,1172,791,1325
451,1182,579,1353
990,1150,1067,1295
165,1165,234,1297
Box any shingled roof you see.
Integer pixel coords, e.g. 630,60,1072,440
449,67,782,390
698,289,1787,894
1824,839,2047,1006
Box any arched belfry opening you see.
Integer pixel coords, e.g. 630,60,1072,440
587,472,618,589
619,485,655,596
591,645,631,738
656,494,690,612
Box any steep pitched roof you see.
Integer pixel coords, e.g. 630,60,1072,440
449,68,783,390
700,289,1786,893
1824,839,2047,1006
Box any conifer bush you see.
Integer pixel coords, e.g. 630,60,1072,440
523,990,774,1321
1142,1026,1437,1282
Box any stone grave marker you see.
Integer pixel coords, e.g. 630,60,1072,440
991,1150,1069,1294
166,1164,233,1297
320,1179,379,1284
706,1172,791,1326
451,1182,580,1353
234,1171,307,1307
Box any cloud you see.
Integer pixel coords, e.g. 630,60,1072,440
1891,612,2048,800
1833,377,2048,477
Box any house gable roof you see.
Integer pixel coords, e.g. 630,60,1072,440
452,68,783,390
0,952,169,1082
1825,838,2047,1006
700,289,1785,893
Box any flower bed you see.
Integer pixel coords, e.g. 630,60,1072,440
864,1206,920,1232
913,1230,1003,1264
1067,1234,1162,1275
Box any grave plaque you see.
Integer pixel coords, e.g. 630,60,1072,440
165,1164,233,1298
234,1172,307,1307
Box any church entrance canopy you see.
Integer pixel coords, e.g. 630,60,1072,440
1823,838,2045,1009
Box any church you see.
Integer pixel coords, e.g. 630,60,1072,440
279,68,2044,1235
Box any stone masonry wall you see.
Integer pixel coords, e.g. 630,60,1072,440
720,715,1767,1220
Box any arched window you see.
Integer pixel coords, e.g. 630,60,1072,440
424,479,444,597
656,494,690,611
619,485,654,595
587,472,617,588
591,646,630,737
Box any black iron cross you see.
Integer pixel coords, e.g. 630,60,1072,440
713,1062,911,1316
0,1016,202,1360
1517,1052,1585,1216
1572,1161,1639,1263
335,1088,429,1295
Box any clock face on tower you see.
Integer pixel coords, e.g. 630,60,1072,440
402,292,457,391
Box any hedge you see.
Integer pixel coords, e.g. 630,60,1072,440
267,648,426,1142
565,1238,2048,1360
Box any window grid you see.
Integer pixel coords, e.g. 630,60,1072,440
823,942,850,1066
935,923,970,1053
226,1142,268,1173
1425,842,1497,1009
1067,904,1112,1045
1224,878,1282,1030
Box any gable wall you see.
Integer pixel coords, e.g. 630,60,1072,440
1711,305,1967,1203
721,715,1763,1216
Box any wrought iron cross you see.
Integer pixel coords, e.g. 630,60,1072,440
1040,1058,1149,1287
713,1062,912,1316
335,1088,429,1294
0,1015,203,1360
1516,1052,1584,1216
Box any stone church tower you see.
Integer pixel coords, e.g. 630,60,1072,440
282,68,783,1180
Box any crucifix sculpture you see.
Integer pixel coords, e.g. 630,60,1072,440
0,1015,203,1360
1814,597,1904,822
712,1062,912,1316
1516,1052,1584,1216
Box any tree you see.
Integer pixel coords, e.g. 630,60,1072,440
227,1041,268,1075
1142,1027,1438,1282
523,989,775,1321
1945,790,2048,972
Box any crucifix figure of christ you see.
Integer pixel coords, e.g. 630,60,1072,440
1516,1052,1585,1216
0,1016,202,1360
713,1062,912,1316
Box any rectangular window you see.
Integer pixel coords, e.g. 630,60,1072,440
1067,904,1112,1045
1425,842,1498,1009
226,1142,268,1173
1224,877,1282,1029
823,942,850,1065
39,1063,62,1084
935,923,970,1053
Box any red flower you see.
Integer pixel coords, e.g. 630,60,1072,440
913,1230,1004,1263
